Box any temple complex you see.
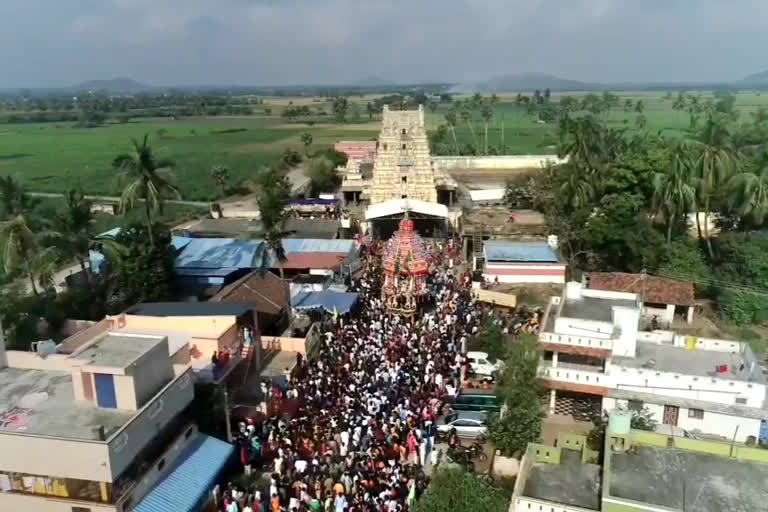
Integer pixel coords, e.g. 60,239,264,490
341,105,457,207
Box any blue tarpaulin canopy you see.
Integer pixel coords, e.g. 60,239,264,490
291,291,359,314
131,434,235,512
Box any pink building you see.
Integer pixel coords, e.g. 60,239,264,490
334,141,377,160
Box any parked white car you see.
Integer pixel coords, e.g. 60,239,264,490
437,411,488,439
467,351,503,378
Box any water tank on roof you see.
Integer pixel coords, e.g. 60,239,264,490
608,409,632,435
547,235,559,249
565,281,583,300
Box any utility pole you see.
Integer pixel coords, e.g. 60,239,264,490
223,385,232,442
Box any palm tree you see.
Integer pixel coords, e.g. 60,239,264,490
210,165,230,197
480,103,494,155
112,134,180,247
652,144,697,244
444,111,460,155
0,176,35,218
41,189,95,282
727,149,768,224
692,115,739,257
254,170,292,280
0,215,44,294
460,107,479,147
300,132,313,156
559,167,596,209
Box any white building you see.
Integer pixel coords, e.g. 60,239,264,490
482,240,566,284
538,281,767,443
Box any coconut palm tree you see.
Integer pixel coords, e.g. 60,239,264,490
0,215,52,295
444,111,460,155
652,144,697,244
0,176,35,219
40,189,95,282
300,132,313,156
210,165,230,197
460,107,479,147
480,103,494,155
112,134,180,247
691,115,739,257
559,167,596,210
727,149,768,224
254,169,292,280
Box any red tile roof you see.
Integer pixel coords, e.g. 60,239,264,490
586,272,695,306
209,270,289,315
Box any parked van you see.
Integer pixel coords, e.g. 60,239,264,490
448,389,501,413
467,351,504,379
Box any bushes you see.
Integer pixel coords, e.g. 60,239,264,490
421,468,509,512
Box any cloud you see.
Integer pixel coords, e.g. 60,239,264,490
1,0,767,87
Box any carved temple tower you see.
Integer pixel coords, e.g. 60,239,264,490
370,105,443,204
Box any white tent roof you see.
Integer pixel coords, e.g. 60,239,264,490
469,188,506,202
365,199,448,220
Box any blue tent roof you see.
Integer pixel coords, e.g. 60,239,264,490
291,291,359,314
132,434,235,512
175,238,264,269
281,238,355,254
483,241,560,263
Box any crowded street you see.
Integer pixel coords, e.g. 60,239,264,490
218,239,484,512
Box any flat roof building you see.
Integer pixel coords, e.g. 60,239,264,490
538,281,767,443
511,426,768,512
482,240,566,284
0,327,233,512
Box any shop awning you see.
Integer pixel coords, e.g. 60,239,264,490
291,291,359,314
131,434,235,512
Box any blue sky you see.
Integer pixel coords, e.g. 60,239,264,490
1,0,767,87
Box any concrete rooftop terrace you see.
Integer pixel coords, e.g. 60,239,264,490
524,448,601,510
613,341,764,383
609,445,768,512
558,294,638,324
74,333,163,369
0,367,132,440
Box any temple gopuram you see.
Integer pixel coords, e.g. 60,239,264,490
381,215,432,318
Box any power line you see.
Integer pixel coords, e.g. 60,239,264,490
648,269,768,297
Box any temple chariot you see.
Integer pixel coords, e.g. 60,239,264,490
381,215,432,318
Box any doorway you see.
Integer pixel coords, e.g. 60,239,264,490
663,404,679,426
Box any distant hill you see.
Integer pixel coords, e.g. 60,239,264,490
460,73,603,93
71,77,155,94
741,70,768,84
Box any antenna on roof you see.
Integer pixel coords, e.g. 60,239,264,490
640,267,647,305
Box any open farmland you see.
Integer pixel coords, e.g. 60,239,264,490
1,91,766,201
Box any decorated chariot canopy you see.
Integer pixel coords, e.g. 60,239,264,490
381,216,432,317
382,218,431,278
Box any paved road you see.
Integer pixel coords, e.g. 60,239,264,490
28,191,210,208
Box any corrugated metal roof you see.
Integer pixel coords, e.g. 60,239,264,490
174,267,241,277
292,291,359,314
175,238,263,269
282,252,349,270
281,238,355,254
131,434,234,512
483,240,559,262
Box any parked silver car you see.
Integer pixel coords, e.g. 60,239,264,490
436,410,488,439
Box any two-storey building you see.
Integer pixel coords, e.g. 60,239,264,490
538,281,767,442
0,327,233,512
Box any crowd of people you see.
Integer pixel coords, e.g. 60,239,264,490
220,241,485,512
